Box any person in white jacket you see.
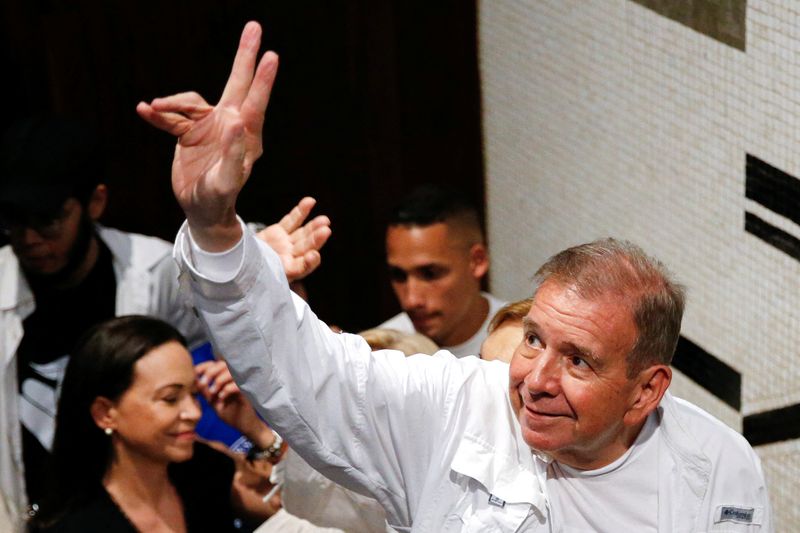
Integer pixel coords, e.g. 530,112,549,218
143,21,772,532
0,116,330,530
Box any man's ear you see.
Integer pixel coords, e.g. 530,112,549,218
468,243,489,279
623,365,671,427
87,184,108,221
90,396,117,432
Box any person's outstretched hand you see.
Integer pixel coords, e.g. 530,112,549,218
137,21,277,252
196,360,272,445
256,197,332,281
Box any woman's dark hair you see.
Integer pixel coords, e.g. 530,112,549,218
36,315,186,527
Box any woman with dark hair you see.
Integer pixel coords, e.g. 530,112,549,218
35,315,280,532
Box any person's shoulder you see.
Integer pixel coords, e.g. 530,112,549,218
377,311,414,333
663,398,771,529
397,348,507,397
0,244,25,308
483,291,507,309
97,225,173,268
39,492,135,533
663,394,758,464
0,243,17,267
428,350,509,394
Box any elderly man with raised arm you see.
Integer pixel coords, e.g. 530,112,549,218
140,21,772,532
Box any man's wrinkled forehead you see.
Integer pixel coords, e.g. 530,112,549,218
528,278,638,344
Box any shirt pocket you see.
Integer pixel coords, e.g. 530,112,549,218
441,477,534,533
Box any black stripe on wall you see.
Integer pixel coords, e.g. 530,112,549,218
630,0,746,51
746,154,800,227
672,336,741,411
743,403,800,446
745,211,800,262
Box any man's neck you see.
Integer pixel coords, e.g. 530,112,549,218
552,415,652,471
54,236,100,289
440,293,489,348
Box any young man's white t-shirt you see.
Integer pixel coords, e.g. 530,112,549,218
379,292,506,357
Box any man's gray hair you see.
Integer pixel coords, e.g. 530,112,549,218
531,238,685,377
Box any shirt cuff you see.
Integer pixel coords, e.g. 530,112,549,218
187,222,246,283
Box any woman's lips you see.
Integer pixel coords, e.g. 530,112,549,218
173,430,196,441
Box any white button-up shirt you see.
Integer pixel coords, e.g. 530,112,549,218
175,223,772,532
176,224,549,532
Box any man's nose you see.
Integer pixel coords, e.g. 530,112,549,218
404,277,427,308
524,350,561,396
16,227,45,246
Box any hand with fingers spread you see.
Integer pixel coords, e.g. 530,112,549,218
196,360,275,449
256,197,332,281
137,21,277,252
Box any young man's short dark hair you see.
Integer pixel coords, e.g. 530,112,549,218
388,184,482,239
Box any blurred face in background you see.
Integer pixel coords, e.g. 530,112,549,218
5,198,87,276
386,222,487,347
480,320,523,363
4,185,106,283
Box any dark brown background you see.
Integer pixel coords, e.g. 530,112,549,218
0,0,485,331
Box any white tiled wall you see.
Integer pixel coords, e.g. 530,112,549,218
480,0,798,527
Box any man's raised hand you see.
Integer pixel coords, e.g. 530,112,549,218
137,21,277,251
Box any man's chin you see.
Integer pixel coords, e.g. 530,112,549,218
21,259,64,277
520,425,561,453
409,319,439,339
21,256,80,286
517,411,567,452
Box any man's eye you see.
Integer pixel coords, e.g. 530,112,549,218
525,334,542,349
388,267,407,283
162,396,179,404
569,356,589,368
418,267,445,281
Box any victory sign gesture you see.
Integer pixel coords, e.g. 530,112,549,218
137,22,277,251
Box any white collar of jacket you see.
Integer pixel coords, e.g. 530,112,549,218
448,360,548,512
0,246,32,314
658,391,713,488
97,224,171,272
656,391,713,529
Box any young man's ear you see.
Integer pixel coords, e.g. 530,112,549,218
90,396,117,432
469,243,489,279
87,184,108,221
623,365,671,427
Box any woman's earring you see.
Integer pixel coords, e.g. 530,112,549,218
104,427,114,436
